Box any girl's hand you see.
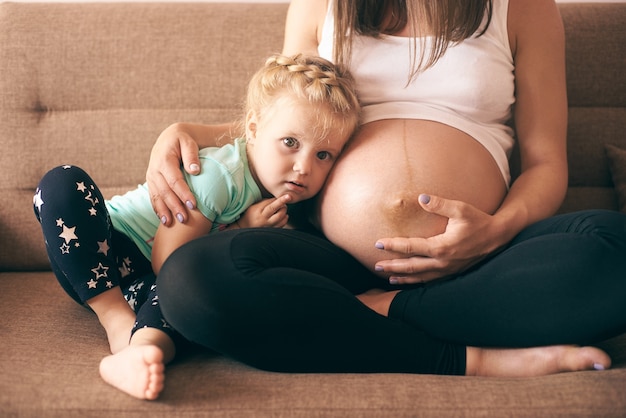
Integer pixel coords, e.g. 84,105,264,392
147,123,201,226
237,195,292,229
374,194,506,284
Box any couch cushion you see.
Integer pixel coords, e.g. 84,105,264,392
2,271,626,417
558,4,626,214
605,144,626,213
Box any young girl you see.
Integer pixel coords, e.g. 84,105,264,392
33,53,360,400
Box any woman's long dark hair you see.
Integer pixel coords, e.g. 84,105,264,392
334,0,493,80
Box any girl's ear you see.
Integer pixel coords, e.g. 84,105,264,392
245,110,258,142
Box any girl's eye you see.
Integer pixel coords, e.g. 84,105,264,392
317,151,331,161
282,137,299,148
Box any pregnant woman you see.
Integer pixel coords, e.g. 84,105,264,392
144,0,626,376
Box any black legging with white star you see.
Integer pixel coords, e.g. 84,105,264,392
34,165,178,342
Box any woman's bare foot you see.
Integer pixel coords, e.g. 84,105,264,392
357,290,613,378
99,345,165,400
466,345,611,377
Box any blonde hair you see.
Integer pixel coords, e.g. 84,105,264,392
334,0,493,80
243,54,360,142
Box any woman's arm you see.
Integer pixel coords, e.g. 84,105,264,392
495,0,568,231
151,206,214,274
282,0,327,56
147,0,326,227
146,122,237,226
374,0,568,283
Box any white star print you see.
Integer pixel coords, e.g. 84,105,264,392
97,240,110,256
89,207,97,216
56,218,64,227
33,190,44,211
91,262,109,280
59,225,78,244
84,191,99,206
60,243,70,254
119,264,131,278
62,165,71,169
126,295,137,309
76,182,87,192
118,257,133,278
106,281,113,288
87,279,98,289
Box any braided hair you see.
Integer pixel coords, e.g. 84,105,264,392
243,54,360,143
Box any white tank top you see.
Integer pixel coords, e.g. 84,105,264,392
318,0,515,184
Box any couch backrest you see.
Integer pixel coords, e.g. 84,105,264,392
557,3,626,213
0,2,288,270
1,2,624,271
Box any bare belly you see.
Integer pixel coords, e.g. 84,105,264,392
316,119,507,277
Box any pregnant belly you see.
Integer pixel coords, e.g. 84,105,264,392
316,119,507,277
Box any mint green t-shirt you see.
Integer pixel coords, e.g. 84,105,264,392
105,137,261,260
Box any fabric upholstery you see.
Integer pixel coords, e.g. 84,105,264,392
605,144,626,213
1,2,625,417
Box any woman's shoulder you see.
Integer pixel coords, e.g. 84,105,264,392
507,0,564,56
283,0,329,56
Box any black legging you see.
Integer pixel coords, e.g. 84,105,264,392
34,165,180,343
157,210,626,375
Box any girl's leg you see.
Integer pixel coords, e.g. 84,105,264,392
99,280,186,400
34,165,152,352
389,210,626,347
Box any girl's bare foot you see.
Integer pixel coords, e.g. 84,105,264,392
466,345,611,377
99,345,165,400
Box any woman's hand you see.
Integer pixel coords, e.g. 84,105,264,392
146,123,203,226
236,194,292,229
374,194,508,284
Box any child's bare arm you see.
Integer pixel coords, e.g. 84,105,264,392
151,208,213,274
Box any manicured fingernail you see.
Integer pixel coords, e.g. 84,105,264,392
593,363,605,371
186,200,194,210
375,265,384,271
176,213,184,223
389,277,399,285
419,194,431,204
375,242,384,249
160,215,167,225
190,163,200,172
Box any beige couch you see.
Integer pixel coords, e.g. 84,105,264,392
1,2,625,417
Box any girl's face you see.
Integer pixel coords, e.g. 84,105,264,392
246,95,351,203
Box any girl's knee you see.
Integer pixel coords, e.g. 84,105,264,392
39,165,90,188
